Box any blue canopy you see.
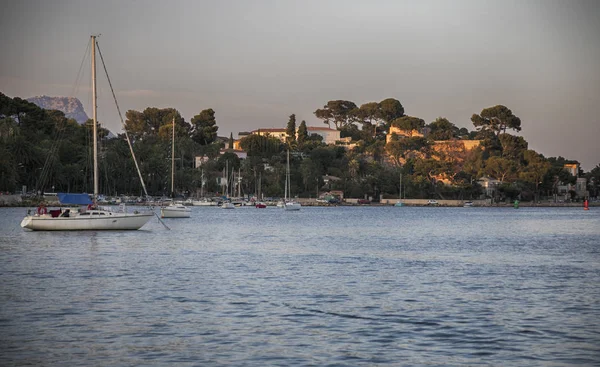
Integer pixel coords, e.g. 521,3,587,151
57,193,93,205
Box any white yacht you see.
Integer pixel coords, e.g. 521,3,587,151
21,36,153,231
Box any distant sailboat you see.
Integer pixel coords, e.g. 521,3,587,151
221,161,235,209
221,201,235,209
394,173,404,207
161,117,191,218
255,172,266,208
192,169,216,206
21,35,153,231
283,150,301,211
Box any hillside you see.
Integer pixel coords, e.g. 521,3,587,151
26,95,89,124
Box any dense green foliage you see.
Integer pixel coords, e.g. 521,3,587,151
190,108,218,145
471,105,522,136
314,100,358,130
1,92,596,202
286,114,296,147
391,116,426,135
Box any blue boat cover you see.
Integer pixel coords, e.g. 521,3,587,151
57,193,93,205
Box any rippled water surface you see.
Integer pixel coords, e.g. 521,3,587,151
1,206,599,366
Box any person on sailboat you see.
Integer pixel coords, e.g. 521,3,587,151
87,199,98,210
36,202,47,216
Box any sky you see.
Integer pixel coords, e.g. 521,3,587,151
1,0,599,170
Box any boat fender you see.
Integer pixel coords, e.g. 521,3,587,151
37,205,47,215
87,204,93,210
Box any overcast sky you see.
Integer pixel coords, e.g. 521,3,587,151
1,0,599,170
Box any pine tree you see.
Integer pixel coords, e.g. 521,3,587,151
190,108,218,145
297,120,308,148
286,114,297,146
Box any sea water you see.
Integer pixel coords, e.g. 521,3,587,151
1,206,599,366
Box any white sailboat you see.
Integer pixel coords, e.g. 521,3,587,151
161,117,191,218
221,201,235,209
160,201,191,217
21,35,154,231
283,150,301,211
221,161,235,209
192,170,216,206
394,172,404,207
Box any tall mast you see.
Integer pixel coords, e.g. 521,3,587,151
171,117,175,198
221,167,225,196
91,35,98,198
200,169,204,197
285,150,289,201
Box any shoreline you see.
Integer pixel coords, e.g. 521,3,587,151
2,200,596,209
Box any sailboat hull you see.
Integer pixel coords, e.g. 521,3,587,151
192,200,216,206
21,211,154,231
161,205,191,218
284,202,301,211
221,202,235,209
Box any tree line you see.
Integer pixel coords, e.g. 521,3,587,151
1,91,598,202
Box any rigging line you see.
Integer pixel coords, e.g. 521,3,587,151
36,40,92,195
94,40,149,198
70,40,90,99
37,131,64,193
35,112,70,194
95,40,170,230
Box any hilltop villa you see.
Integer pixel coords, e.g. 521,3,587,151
247,126,341,145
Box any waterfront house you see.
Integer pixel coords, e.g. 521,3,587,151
558,163,588,199
478,177,501,197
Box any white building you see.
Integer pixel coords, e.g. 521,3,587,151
248,126,341,145
478,177,501,197
305,127,340,145
558,163,588,198
250,128,288,141
194,150,247,169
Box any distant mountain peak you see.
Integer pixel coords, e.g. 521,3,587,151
26,96,89,124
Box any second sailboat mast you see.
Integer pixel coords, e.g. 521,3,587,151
171,117,175,197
